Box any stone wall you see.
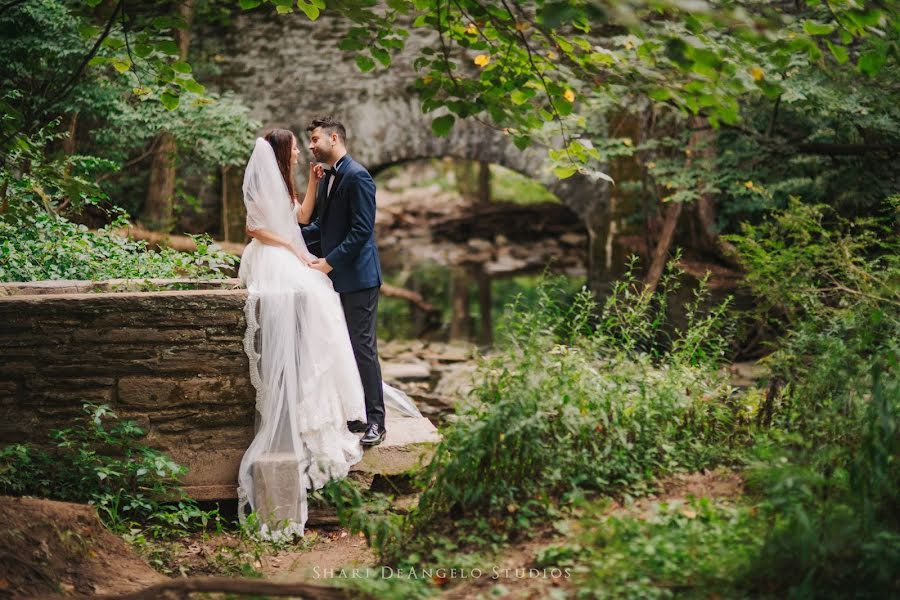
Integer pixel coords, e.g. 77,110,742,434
0,280,254,499
0,279,441,500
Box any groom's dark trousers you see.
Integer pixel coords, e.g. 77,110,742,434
301,155,385,428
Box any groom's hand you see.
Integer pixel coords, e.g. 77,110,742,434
309,258,333,274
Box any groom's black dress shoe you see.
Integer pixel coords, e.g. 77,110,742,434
347,420,368,433
360,423,386,447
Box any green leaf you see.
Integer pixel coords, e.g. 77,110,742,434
356,55,376,72
134,43,153,59
386,0,409,11
239,0,262,8
78,24,100,38
803,21,836,36
276,4,293,13
510,89,535,105
157,40,179,56
431,114,455,136
553,165,578,179
298,0,320,20
826,41,848,64
112,59,132,74
857,49,886,76
171,61,192,74
181,79,206,94
160,91,180,110
513,135,531,151
339,38,365,51
371,47,391,67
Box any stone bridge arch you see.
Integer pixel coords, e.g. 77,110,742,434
206,9,611,278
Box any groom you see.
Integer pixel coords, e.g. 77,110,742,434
302,116,386,447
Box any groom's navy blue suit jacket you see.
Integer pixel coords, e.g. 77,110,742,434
301,155,382,294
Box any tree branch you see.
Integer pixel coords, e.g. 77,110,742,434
0,0,28,17
795,142,900,156
98,576,361,600
34,0,124,123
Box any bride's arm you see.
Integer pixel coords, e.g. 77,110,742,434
245,227,309,265
245,227,290,248
295,162,323,225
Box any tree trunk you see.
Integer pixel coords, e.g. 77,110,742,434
448,267,471,340
478,160,490,205
586,202,614,297
687,116,742,268
643,201,682,294
61,111,78,156
141,0,194,231
477,269,492,345
141,131,177,230
453,159,478,203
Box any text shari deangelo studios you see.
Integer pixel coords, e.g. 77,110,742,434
313,566,572,580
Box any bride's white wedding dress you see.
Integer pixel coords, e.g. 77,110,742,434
236,138,418,539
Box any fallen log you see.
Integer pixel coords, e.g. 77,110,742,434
381,282,438,314
111,225,439,313
431,200,582,243
99,576,361,600
112,224,247,256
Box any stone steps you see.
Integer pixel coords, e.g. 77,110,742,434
175,416,440,501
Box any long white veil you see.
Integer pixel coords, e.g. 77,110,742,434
237,138,421,540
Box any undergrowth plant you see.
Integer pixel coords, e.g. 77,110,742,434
356,265,747,568
0,403,218,537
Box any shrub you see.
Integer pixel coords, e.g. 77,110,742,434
376,269,745,565
0,403,217,536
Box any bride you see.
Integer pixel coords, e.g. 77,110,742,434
235,130,412,538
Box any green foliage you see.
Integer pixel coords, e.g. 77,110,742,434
0,210,237,282
537,498,764,599
728,198,900,597
374,271,743,567
489,164,560,205
0,403,218,536
308,0,895,176
0,0,258,233
0,0,210,125
727,198,899,431
559,198,900,599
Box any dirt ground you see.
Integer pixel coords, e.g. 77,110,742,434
0,496,164,599
0,470,744,599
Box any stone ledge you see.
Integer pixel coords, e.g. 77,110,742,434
180,416,440,501
0,278,243,297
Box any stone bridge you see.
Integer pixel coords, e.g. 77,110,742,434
0,280,440,502
203,9,612,274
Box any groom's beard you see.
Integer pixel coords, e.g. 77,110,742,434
312,147,336,164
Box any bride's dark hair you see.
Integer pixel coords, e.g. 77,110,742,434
264,128,298,202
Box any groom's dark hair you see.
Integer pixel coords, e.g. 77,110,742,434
307,116,346,144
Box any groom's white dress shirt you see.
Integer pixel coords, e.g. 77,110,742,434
328,155,348,197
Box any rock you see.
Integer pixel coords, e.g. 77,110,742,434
379,339,426,360
484,255,529,275
467,238,493,252
433,363,479,403
352,416,440,476
251,452,303,525
560,232,587,246
381,359,432,381
419,342,476,362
